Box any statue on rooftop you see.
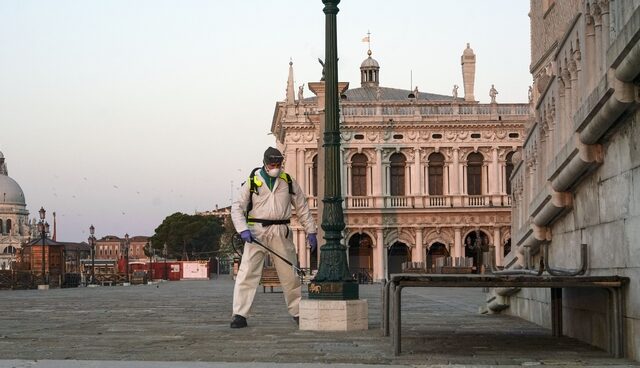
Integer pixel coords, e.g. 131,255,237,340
318,58,325,81
489,84,498,103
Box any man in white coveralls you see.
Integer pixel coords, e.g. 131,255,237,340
230,147,317,328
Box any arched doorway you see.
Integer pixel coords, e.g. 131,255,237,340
348,233,373,283
426,242,449,272
464,230,490,273
388,241,410,276
503,238,512,257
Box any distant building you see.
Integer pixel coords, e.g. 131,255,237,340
271,45,528,281
0,150,31,270
196,205,231,218
96,235,149,263
504,1,640,360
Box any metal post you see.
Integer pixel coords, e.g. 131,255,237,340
124,234,130,283
89,225,96,285
163,243,168,281
309,0,358,300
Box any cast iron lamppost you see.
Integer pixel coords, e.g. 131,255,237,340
309,0,358,300
163,242,168,281
147,240,153,282
37,207,50,287
88,225,96,285
123,233,130,283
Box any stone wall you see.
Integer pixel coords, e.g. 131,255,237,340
506,108,640,359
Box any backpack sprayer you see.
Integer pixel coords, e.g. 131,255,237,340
231,232,306,277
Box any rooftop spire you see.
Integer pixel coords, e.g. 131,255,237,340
286,58,295,105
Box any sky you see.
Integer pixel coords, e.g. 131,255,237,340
0,0,531,242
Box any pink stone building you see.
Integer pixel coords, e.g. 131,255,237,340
271,46,528,281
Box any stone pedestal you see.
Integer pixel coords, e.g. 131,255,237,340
37,284,49,290
299,299,368,331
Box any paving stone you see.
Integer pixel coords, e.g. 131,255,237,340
0,275,638,367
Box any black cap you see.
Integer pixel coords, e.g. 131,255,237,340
263,147,284,164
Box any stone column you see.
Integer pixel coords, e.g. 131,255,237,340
493,227,502,266
297,148,306,193
451,148,461,206
414,229,424,264
376,228,385,281
413,148,423,208
594,7,603,75
295,229,307,268
600,1,610,67
374,148,384,207
585,13,596,91
454,227,462,259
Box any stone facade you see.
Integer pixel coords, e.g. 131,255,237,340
505,0,640,360
271,46,528,282
96,235,149,263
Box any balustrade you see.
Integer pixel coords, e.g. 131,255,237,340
339,103,529,117
309,194,511,211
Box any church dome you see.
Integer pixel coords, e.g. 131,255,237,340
0,175,26,206
360,51,380,68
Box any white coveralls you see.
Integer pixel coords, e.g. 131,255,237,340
230,170,316,318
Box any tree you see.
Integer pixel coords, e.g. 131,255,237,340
149,212,225,260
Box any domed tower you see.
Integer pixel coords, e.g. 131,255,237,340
360,49,380,88
0,150,30,270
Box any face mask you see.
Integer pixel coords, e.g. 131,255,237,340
266,167,281,178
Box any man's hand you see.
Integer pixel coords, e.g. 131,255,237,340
240,230,253,243
308,233,318,253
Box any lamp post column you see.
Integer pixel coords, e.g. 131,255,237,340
163,243,168,281
37,207,50,290
309,0,358,300
124,233,130,284
89,225,96,285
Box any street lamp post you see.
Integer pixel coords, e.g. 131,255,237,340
147,240,154,282
123,233,130,284
163,243,168,281
37,207,50,289
309,0,358,300
88,225,96,285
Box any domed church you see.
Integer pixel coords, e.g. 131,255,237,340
0,150,31,270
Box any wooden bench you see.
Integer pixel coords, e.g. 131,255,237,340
260,267,281,293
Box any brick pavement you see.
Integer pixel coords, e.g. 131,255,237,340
0,275,637,367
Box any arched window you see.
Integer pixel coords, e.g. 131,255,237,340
390,153,406,196
428,153,445,195
5,219,11,235
3,246,16,254
467,152,484,195
351,153,368,196
312,155,318,197
505,152,514,195
0,219,3,234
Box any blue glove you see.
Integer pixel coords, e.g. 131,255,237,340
308,233,318,253
240,230,253,243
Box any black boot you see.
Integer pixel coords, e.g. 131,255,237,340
230,314,247,328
